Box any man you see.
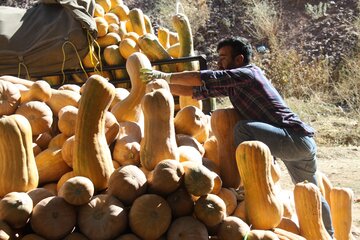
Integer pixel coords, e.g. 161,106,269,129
140,36,334,237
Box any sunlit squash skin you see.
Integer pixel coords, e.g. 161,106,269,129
172,13,202,110
236,140,284,230
330,187,355,240
211,108,241,188
140,88,179,171
73,75,115,191
0,114,38,197
128,8,146,36
111,52,152,128
294,181,332,240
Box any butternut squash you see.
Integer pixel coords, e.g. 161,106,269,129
140,88,179,170
174,105,209,143
111,52,151,127
172,13,202,109
73,74,115,191
128,8,146,36
158,27,170,49
0,114,38,197
36,148,72,185
109,4,129,21
236,140,283,229
211,108,241,188
119,38,139,59
143,14,154,34
138,33,177,72
330,187,355,240
293,181,332,239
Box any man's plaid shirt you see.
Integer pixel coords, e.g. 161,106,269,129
193,64,315,136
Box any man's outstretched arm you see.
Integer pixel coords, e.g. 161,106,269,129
140,68,203,86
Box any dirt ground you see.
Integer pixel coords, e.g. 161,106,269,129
277,146,360,238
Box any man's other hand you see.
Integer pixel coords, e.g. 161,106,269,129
140,68,172,83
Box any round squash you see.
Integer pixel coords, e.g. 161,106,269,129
78,194,128,240
57,105,78,137
15,101,53,136
194,194,226,228
58,176,95,206
107,165,147,206
0,80,21,116
27,188,55,207
0,192,33,229
166,187,194,218
31,196,77,240
148,159,184,196
216,187,238,216
217,216,250,240
167,216,208,240
129,194,172,239
182,161,214,197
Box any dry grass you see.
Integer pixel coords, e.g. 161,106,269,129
147,0,210,33
243,0,281,46
236,0,360,146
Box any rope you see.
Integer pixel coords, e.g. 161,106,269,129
87,32,103,75
17,62,30,80
61,40,89,84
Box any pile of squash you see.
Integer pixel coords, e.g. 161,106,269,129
0,50,355,239
43,0,202,111
0,1,356,240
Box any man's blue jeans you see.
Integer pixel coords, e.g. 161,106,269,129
233,120,334,237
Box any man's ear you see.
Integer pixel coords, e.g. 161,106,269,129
234,54,244,66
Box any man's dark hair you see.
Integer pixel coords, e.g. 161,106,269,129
217,37,253,65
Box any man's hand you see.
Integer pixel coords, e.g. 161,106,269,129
140,68,172,83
